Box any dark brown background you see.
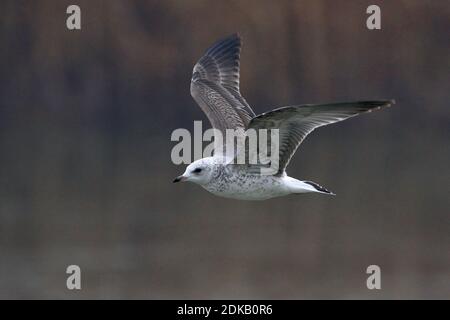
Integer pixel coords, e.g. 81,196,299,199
0,0,449,299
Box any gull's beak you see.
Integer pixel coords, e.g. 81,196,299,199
173,175,186,183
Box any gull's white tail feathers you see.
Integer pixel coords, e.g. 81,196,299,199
285,177,335,196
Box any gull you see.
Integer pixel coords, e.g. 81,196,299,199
173,34,394,200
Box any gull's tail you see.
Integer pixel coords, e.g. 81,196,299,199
286,177,335,195
302,181,335,195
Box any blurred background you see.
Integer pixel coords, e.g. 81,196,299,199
0,0,449,299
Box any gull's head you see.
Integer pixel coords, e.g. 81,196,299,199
173,158,214,186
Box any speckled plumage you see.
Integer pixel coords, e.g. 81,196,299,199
173,34,393,200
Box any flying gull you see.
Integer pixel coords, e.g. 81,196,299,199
173,34,394,200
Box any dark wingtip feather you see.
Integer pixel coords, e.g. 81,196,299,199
360,99,396,113
213,33,240,49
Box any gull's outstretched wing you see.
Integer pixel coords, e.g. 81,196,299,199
246,100,395,174
190,34,255,137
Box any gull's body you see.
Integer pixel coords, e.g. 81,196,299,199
182,156,329,200
173,34,394,200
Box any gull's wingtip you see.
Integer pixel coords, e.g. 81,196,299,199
368,99,396,108
223,33,242,42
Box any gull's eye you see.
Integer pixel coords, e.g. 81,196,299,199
192,168,203,174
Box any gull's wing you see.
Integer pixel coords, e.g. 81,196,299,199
246,100,394,174
190,34,255,136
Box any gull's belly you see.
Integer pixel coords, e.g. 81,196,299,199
204,173,289,200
